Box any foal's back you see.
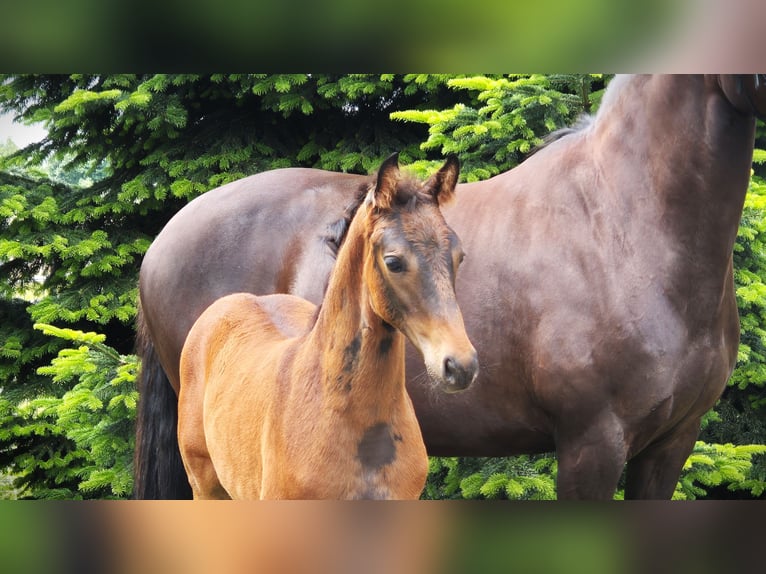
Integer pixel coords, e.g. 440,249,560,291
181,292,316,377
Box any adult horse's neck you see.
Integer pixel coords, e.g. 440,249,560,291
592,75,755,303
307,206,405,416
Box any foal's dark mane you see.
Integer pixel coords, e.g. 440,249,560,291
322,171,435,255
323,181,370,256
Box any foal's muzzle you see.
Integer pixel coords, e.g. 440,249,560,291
441,351,479,393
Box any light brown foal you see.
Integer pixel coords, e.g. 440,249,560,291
177,154,478,499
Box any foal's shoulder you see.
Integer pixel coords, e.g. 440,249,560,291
254,293,318,339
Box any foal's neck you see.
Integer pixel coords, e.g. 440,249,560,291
308,210,405,417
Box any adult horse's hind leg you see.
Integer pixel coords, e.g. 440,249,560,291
624,416,701,500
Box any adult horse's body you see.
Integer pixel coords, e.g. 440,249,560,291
177,155,477,499
135,75,766,499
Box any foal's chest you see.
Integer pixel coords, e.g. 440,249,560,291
286,420,424,500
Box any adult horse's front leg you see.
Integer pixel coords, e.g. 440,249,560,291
623,415,701,499
554,412,628,500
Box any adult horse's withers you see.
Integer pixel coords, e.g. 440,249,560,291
135,75,766,499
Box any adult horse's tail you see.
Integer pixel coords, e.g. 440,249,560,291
133,304,192,499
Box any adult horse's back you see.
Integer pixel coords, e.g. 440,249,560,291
135,75,766,499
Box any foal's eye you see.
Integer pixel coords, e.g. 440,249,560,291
384,255,404,273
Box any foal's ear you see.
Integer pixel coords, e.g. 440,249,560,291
424,155,460,206
370,152,400,210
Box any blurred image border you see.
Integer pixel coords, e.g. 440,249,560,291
0,0,764,72
0,500,764,574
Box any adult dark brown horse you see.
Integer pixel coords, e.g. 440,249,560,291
135,75,766,500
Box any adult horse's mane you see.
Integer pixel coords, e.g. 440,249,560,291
525,114,594,160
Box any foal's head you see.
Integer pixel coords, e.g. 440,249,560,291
360,153,478,393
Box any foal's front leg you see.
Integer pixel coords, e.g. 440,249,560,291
181,449,231,499
177,387,231,499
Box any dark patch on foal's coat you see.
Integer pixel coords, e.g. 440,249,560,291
357,423,396,469
342,333,362,373
333,333,361,393
334,373,352,393
378,335,393,356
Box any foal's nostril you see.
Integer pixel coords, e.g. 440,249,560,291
444,357,458,382
441,353,479,392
